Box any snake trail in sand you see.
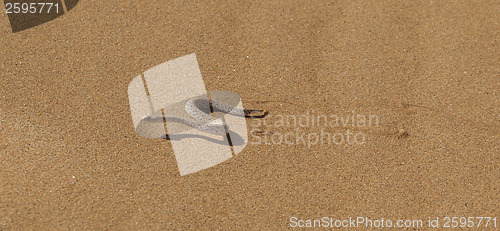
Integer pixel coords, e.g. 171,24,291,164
141,97,265,136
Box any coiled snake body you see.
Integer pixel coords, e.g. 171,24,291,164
141,98,264,136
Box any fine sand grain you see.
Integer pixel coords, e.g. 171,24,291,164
0,0,498,229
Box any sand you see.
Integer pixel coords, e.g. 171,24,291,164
0,0,498,229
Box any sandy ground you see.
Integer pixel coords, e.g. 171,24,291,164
0,0,498,229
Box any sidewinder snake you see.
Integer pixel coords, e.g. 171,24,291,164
141,97,265,136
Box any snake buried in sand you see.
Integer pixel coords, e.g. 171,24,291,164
141,97,265,136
